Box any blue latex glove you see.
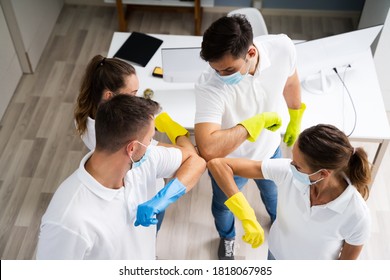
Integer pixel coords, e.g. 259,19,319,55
134,178,186,227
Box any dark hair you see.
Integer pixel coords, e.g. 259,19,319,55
200,15,253,62
298,124,371,200
95,95,160,153
74,55,136,136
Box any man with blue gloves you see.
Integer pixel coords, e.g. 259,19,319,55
194,15,305,259
135,111,197,227
37,95,205,259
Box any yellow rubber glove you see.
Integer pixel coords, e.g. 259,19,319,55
225,192,265,248
239,112,282,142
283,103,306,147
155,112,189,144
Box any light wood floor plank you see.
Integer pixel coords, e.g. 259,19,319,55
1,226,27,260
14,178,45,227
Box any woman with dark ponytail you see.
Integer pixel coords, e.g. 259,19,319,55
74,55,139,150
207,124,372,260
74,54,193,151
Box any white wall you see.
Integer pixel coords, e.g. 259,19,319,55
0,3,22,120
358,0,390,29
0,0,63,120
1,0,64,73
358,0,390,111
374,8,390,111
12,0,63,72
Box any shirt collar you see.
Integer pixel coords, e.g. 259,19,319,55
292,169,357,214
324,176,355,214
253,40,271,76
77,151,124,201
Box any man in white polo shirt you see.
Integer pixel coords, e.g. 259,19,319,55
36,95,206,259
194,14,305,259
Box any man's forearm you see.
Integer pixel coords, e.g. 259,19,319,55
176,135,198,154
196,125,248,161
174,152,206,192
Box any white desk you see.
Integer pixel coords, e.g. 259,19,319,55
108,33,201,129
108,32,390,183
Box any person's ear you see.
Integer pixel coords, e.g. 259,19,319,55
247,46,257,58
102,90,115,101
320,169,331,179
125,140,137,157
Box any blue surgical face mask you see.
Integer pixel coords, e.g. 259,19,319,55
218,59,251,85
130,141,151,169
290,164,324,185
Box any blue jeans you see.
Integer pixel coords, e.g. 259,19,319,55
156,211,165,233
267,250,276,260
210,146,282,239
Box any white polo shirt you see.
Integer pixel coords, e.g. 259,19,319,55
261,158,371,260
195,34,296,160
36,145,181,260
80,117,158,151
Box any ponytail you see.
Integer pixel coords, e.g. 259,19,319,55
298,124,372,200
74,55,136,136
345,147,371,200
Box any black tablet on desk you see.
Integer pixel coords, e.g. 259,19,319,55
114,32,163,67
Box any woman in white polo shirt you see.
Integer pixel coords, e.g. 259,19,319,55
207,124,372,260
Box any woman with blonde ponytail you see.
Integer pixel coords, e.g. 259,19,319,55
207,124,372,260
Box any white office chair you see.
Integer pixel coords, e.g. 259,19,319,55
228,7,268,37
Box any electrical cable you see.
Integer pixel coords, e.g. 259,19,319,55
333,66,357,137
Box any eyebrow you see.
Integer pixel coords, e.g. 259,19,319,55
216,66,235,73
291,161,301,170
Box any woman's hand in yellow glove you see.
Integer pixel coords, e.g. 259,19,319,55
225,192,265,248
155,112,189,144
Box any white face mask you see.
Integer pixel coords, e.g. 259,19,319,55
217,59,251,85
130,141,150,169
290,164,324,185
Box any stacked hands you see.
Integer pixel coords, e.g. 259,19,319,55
135,105,305,247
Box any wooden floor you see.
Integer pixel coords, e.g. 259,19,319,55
0,4,389,260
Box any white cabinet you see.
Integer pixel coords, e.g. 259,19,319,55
0,4,22,120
